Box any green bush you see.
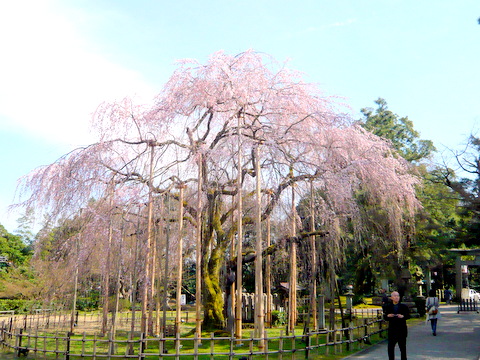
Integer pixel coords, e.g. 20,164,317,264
353,294,367,305
76,297,99,311
271,310,287,326
108,297,131,312
0,299,40,313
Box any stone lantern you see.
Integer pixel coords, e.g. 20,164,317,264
400,268,412,301
345,284,354,312
417,280,424,298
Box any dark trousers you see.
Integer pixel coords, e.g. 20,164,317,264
388,336,407,360
430,318,437,334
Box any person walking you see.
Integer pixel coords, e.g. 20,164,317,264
384,291,410,360
443,288,452,305
426,289,440,336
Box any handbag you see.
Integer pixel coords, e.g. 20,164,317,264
428,306,438,315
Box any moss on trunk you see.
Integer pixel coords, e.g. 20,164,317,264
201,191,229,329
202,252,224,329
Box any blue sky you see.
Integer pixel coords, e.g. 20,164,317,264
1,0,479,232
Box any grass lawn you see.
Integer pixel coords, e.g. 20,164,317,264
0,297,405,359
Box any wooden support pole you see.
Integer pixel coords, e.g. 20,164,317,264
141,145,155,334
265,213,272,328
175,184,186,343
254,145,264,348
235,113,243,339
288,183,297,334
195,155,203,337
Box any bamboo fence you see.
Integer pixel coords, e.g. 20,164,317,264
0,309,387,359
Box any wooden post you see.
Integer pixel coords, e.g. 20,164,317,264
175,184,186,351
290,330,296,359
254,145,264,348
139,332,146,359
249,330,254,357
235,112,243,339
279,330,284,360
70,267,78,335
81,332,86,356
162,193,172,333
288,183,297,334
309,181,317,330
55,330,59,357
43,328,47,354
229,330,234,358
148,204,158,336
92,333,97,357
209,333,215,360
141,144,155,335
112,224,125,342
193,331,200,360
195,154,203,338
33,328,38,354
111,265,121,352
108,331,114,357
227,195,236,334
101,180,115,336
128,206,141,354
455,255,462,302
16,328,22,357
155,199,165,336
265,212,272,328
305,331,310,360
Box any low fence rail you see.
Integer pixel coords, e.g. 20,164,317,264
0,308,383,334
0,312,387,359
458,299,479,313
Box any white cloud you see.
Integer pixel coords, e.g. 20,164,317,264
0,1,156,147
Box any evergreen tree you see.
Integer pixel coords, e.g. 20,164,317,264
0,223,31,265
360,98,435,162
359,98,458,291
446,135,480,248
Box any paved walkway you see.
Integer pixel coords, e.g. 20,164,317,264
344,304,480,359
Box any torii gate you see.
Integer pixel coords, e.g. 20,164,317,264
449,248,480,299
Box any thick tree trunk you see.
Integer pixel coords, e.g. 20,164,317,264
202,250,225,328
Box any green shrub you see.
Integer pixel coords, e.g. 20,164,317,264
0,299,40,313
353,294,367,305
108,297,131,312
271,310,287,326
76,297,99,311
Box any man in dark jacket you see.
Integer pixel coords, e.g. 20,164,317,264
384,291,410,360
